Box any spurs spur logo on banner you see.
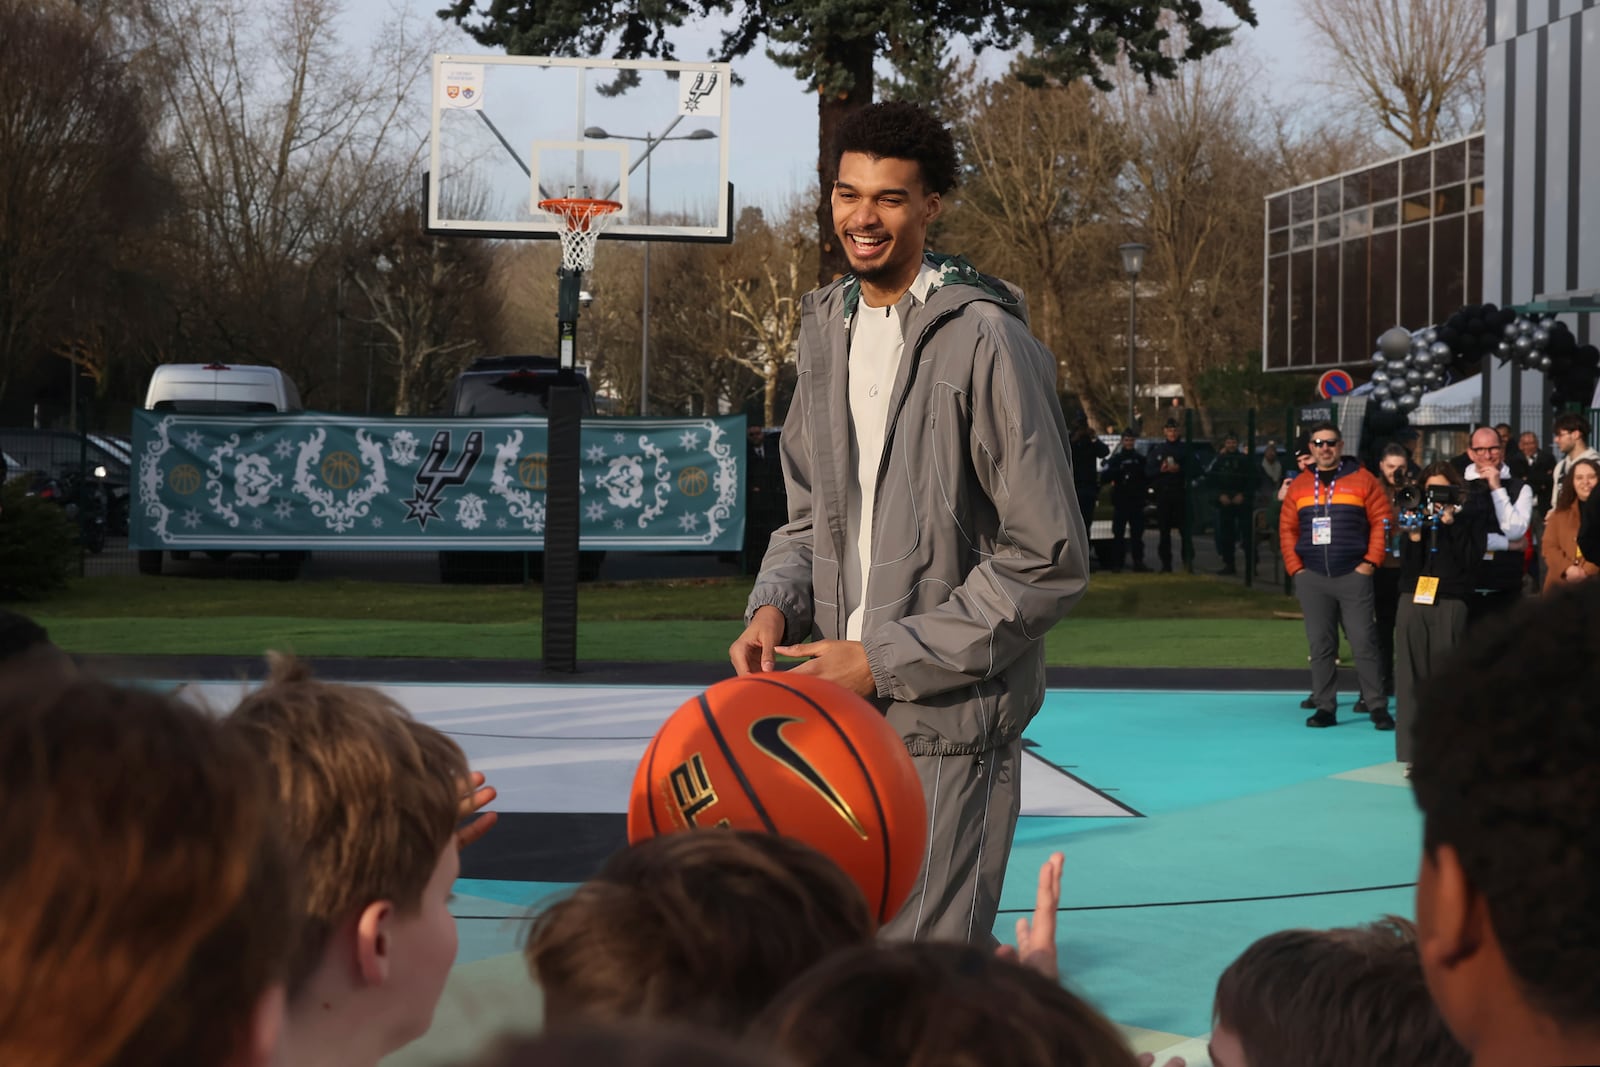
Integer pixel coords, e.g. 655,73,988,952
403,430,483,530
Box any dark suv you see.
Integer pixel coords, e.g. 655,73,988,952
440,355,603,583
450,355,596,416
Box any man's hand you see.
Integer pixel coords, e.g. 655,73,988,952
1355,561,1375,576
457,771,498,849
1135,1055,1187,1067
730,605,786,675
1566,563,1590,582
775,639,876,697
1476,461,1502,490
994,852,1064,980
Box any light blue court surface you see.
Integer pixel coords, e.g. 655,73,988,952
180,680,1419,1065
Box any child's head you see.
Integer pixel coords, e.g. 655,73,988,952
1410,585,1600,1057
526,829,875,1034
750,941,1140,1067
1210,917,1466,1067
465,1022,791,1067
226,653,468,1054
0,680,292,1067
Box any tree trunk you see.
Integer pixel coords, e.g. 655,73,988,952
764,357,780,427
815,39,876,286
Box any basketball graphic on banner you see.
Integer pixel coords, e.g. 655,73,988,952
320,450,361,490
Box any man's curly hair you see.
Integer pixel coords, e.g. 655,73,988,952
1411,582,1600,1030
833,102,959,195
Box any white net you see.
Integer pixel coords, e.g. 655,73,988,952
541,199,621,273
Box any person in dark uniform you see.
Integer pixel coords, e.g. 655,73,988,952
1206,432,1253,576
1145,418,1194,573
1101,430,1149,572
743,423,787,573
1067,417,1109,547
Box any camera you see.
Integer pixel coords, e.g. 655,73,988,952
1425,484,1462,509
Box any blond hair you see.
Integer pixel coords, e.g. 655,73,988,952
227,653,468,993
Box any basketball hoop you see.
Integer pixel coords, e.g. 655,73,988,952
538,197,622,274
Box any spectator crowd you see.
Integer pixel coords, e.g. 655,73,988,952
3,573,1598,1066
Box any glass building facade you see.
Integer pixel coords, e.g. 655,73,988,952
1263,133,1485,371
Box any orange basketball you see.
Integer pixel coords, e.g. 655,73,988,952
627,672,928,926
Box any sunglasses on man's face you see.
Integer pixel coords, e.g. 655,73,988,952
1310,439,1339,448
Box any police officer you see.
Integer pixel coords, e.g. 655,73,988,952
1102,430,1149,572
1145,418,1195,573
1207,432,1254,576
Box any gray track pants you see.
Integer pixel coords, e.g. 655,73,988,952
1295,569,1387,713
879,738,1022,944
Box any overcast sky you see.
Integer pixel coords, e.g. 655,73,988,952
351,1,1316,212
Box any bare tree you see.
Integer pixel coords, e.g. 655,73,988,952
1300,0,1484,149
723,202,815,426
0,0,158,408
942,71,1130,426
346,205,492,415
130,0,443,398
1114,40,1276,433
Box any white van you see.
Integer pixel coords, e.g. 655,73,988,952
138,362,305,577
144,362,303,414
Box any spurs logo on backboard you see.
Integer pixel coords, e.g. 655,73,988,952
680,70,718,113
402,429,483,529
749,716,867,839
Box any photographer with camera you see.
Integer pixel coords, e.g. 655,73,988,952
1460,427,1535,626
1391,462,1488,769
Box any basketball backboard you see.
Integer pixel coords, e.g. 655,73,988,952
428,55,733,243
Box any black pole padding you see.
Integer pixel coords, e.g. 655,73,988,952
542,383,582,672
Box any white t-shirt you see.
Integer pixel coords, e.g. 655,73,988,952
842,262,940,640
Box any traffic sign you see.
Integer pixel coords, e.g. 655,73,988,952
1318,370,1355,399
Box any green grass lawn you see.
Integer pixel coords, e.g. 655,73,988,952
27,572,1327,668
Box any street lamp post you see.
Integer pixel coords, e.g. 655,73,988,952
584,124,716,416
1119,242,1148,431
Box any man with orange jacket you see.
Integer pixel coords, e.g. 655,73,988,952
1279,421,1395,730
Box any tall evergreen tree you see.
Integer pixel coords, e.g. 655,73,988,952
437,0,1257,282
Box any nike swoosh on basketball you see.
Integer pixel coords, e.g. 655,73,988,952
748,716,868,839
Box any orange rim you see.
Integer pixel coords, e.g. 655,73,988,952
538,198,623,229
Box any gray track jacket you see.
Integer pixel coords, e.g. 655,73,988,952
746,254,1090,756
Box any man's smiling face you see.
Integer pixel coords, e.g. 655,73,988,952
831,151,941,295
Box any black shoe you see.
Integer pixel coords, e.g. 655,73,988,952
1131,563,1151,573
1370,707,1396,731
1300,696,1316,710
1160,564,1173,573
1353,698,1369,716
1217,565,1237,576
1305,710,1337,728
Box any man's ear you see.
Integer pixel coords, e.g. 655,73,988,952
228,982,285,1067
923,190,943,226
1417,843,1481,975
355,900,396,987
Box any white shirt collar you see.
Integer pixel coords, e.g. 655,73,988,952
908,258,941,305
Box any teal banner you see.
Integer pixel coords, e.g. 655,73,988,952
130,412,745,551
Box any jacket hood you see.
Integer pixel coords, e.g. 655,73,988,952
832,252,1030,327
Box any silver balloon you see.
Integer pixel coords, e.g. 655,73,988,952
1380,398,1400,414
1514,333,1535,354
1537,354,1553,372
1413,351,1434,369
1517,316,1536,335
1423,327,1439,344
1373,383,1392,399
1398,395,1418,412
1504,322,1522,340
1378,327,1413,359
1371,350,1388,366
1532,328,1550,348
1430,341,1452,361
1406,368,1424,384
1371,368,1391,384
1497,340,1514,358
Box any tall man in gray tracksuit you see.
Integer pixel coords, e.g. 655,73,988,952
729,102,1090,943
